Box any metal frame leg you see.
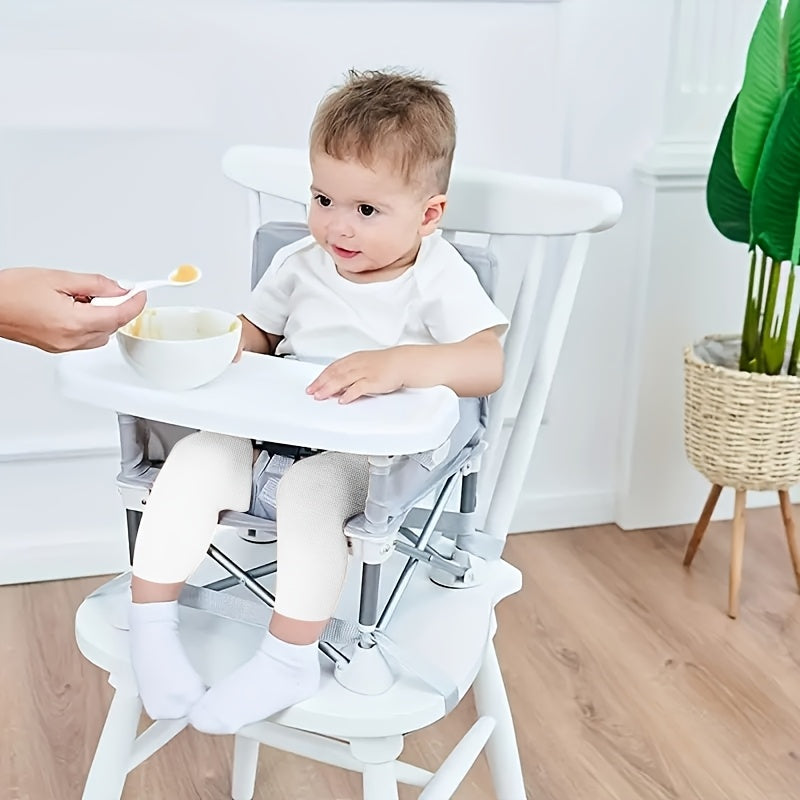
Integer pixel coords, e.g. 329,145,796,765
377,473,459,629
460,471,478,515
126,509,142,566
205,543,346,666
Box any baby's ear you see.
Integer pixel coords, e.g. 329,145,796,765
421,194,447,234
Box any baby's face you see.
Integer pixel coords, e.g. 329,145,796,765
308,152,444,283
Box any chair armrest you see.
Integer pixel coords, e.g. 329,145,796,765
56,344,459,456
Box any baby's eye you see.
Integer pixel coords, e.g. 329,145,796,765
314,194,332,207
358,204,378,217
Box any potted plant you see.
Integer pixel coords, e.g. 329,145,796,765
682,0,800,618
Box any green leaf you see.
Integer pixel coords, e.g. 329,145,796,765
763,266,793,374
733,0,784,191
783,0,800,86
751,87,800,262
740,251,760,371
789,277,800,374
792,196,800,264
761,258,781,342
760,258,785,373
707,95,752,243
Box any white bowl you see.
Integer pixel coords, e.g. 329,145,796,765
117,306,241,390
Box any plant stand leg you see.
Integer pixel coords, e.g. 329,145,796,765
778,489,800,593
728,489,747,619
683,483,723,567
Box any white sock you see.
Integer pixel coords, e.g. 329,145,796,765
188,631,321,734
128,600,207,720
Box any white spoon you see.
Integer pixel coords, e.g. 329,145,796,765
90,264,202,307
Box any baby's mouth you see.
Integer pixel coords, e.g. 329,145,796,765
331,244,361,259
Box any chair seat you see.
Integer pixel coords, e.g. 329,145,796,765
57,343,460,456
76,530,521,740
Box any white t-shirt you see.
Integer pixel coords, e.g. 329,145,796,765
244,230,508,362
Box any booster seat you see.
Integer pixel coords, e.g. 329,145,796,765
57,145,623,800
113,220,502,691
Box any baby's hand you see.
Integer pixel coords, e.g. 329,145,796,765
307,348,409,404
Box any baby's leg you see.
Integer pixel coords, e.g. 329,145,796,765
190,451,369,734
130,431,253,719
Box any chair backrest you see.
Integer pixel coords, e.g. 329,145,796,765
222,145,622,543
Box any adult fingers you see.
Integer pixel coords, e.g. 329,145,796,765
72,291,146,335
48,330,111,353
59,271,128,299
77,332,113,351
113,291,147,326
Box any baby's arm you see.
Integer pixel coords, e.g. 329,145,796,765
233,315,282,362
393,327,504,396
306,327,504,404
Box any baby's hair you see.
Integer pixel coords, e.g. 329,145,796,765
310,68,456,193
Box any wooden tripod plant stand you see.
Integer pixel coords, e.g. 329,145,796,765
683,485,800,618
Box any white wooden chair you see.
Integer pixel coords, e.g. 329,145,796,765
57,145,622,799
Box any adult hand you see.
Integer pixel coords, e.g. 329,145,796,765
0,267,147,352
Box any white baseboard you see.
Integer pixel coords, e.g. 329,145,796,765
511,485,800,535
0,438,129,586
615,482,800,532
510,489,617,533
2,487,617,585
14,485,792,584
0,527,129,586
8,484,794,585
11,477,793,585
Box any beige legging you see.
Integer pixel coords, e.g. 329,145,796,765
132,431,370,621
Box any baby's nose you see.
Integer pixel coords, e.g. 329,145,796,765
329,214,355,238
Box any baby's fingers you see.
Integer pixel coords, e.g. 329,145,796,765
308,361,358,399
338,379,374,404
306,363,338,395
308,374,345,400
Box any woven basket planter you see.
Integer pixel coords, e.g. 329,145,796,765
684,334,800,491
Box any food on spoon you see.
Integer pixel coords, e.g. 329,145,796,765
171,264,199,283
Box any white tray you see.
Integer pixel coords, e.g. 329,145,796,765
56,342,460,456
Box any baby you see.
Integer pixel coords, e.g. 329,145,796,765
128,68,508,734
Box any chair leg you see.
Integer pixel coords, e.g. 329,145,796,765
362,763,399,800
350,736,403,800
232,735,260,800
82,684,142,800
472,640,526,799
728,490,747,619
683,483,723,567
778,489,800,593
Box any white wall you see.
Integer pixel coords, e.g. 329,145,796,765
614,0,800,530
0,0,750,583
517,0,675,528
0,0,579,582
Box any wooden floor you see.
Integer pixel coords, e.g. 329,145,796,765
4,506,800,799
